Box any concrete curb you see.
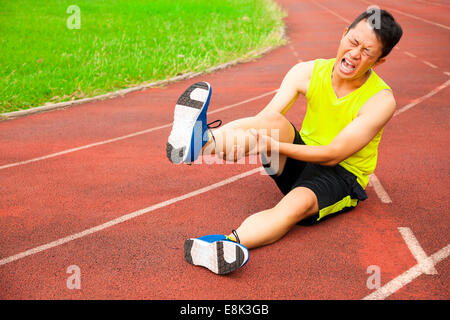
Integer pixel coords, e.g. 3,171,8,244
1,27,286,121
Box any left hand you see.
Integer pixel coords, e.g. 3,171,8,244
247,128,275,156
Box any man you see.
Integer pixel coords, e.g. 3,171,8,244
166,9,403,275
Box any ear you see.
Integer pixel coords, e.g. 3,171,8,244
373,57,386,68
342,27,349,39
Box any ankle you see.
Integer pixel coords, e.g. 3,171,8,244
201,129,219,154
226,229,241,244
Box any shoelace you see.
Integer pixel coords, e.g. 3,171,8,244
207,119,222,129
232,229,240,244
225,230,241,244
206,119,222,145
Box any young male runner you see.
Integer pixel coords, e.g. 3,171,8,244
166,9,402,275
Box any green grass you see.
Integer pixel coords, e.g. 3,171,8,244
0,0,286,113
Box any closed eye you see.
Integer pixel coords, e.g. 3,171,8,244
363,49,373,57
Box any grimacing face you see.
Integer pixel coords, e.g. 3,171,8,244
335,19,386,81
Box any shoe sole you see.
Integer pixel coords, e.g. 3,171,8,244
184,238,247,275
166,82,211,164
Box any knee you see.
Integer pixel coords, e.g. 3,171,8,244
256,110,286,124
275,189,318,223
254,111,293,141
285,204,315,224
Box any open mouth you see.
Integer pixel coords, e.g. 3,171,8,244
339,57,356,75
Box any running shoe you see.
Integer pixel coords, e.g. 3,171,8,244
184,234,249,275
166,82,221,164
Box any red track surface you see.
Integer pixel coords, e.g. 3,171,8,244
1,0,449,300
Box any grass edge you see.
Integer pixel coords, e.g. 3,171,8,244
1,23,288,120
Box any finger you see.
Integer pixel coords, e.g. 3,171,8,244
235,145,243,161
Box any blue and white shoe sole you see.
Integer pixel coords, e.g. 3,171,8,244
184,238,248,275
166,82,211,164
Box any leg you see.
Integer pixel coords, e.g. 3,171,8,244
203,111,295,176
234,187,319,249
183,187,318,275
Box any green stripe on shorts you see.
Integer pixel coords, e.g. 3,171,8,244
317,196,358,221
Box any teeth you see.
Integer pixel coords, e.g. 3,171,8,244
340,57,356,74
344,58,355,68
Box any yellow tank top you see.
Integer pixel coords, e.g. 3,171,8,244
300,58,391,189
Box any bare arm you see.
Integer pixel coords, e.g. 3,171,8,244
257,60,315,116
265,89,397,165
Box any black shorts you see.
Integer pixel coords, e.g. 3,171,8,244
264,123,368,224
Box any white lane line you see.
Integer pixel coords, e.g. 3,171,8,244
310,0,351,24
368,174,392,203
398,227,438,274
3,77,448,172
423,60,438,69
359,0,450,30
368,79,449,203
312,0,442,72
394,79,450,116
0,167,263,266
363,243,449,300
1,1,448,267
0,124,171,170
208,90,277,115
309,0,449,293
404,51,417,58
414,0,450,8
289,44,299,58
0,90,277,171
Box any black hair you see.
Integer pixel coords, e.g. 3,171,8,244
347,9,403,59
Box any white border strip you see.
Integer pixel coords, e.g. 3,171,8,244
0,32,285,121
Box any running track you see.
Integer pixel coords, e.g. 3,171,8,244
1,0,449,300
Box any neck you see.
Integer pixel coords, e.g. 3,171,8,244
331,66,372,91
